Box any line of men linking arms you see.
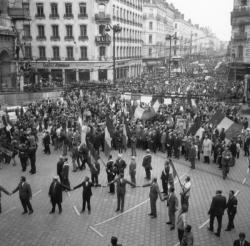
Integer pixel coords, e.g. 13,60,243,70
0,159,241,244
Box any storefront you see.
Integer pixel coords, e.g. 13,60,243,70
65,69,76,84
98,69,107,81
51,69,63,87
79,69,90,82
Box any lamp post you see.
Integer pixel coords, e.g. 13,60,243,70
105,24,122,84
165,33,177,82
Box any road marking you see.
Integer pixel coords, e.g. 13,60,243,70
66,191,71,197
73,206,80,216
173,243,180,246
89,226,104,237
94,198,150,227
199,190,240,229
247,168,249,174
242,178,246,184
33,190,42,197
1,206,16,215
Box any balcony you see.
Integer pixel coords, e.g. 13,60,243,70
66,57,75,61
35,13,45,19
235,56,244,62
231,17,250,26
79,57,89,61
99,56,108,61
50,36,60,41
8,8,30,20
64,14,74,19
64,36,74,41
51,57,61,61
22,36,32,41
95,35,111,45
79,36,89,41
233,32,248,42
49,14,59,19
96,0,110,3
95,13,111,23
231,6,250,18
78,13,88,19
36,36,46,41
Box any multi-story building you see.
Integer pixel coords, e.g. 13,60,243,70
0,0,17,92
142,0,175,72
230,0,250,79
11,0,143,85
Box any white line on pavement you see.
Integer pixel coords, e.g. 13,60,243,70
242,178,246,184
1,206,16,216
73,206,80,216
89,226,104,237
247,168,249,174
199,190,240,229
33,190,42,197
173,242,180,246
94,198,150,227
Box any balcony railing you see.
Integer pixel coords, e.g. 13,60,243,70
64,14,74,19
233,32,248,41
51,57,61,61
35,13,45,19
49,14,59,19
36,36,46,41
95,35,111,45
96,0,109,3
64,36,74,41
8,8,30,20
79,57,89,61
95,13,111,23
78,13,88,19
22,35,32,41
50,36,60,41
79,36,89,41
231,6,250,18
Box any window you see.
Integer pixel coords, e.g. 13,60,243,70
241,0,247,6
66,46,74,59
239,24,245,33
39,46,46,59
98,3,105,13
149,22,153,30
149,34,152,44
65,3,73,17
23,25,30,37
22,2,29,11
99,25,105,35
66,25,73,37
99,46,106,57
51,3,58,17
52,25,59,37
36,3,44,17
80,46,88,59
238,45,243,58
38,25,45,38
149,48,152,57
24,45,32,59
79,3,87,15
52,46,60,59
80,25,87,36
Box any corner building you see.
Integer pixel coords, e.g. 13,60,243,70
22,0,143,84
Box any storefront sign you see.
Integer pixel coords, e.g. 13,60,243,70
43,63,70,68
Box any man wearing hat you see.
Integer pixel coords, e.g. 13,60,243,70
57,156,65,182
106,155,115,194
114,154,127,175
208,190,227,237
142,149,152,180
129,156,136,185
48,176,70,214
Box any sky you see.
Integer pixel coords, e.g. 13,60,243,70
170,0,234,41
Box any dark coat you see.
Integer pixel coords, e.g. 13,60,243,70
208,194,227,216
227,196,237,215
48,180,68,203
113,178,134,195
12,181,32,200
114,158,127,174
142,154,152,170
161,166,170,183
168,192,178,213
74,181,93,199
233,240,250,246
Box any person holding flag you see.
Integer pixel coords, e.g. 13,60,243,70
142,149,152,180
180,176,191,210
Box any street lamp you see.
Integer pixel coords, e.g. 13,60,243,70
104,24,122,84
165,33,177,82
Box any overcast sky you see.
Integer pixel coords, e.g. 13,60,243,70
170,0,234,41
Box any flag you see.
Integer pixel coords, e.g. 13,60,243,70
104,116,114,157
169,159,178,187
134,106,145,119
216,117,234,132
122,123,128,148
191,99,197,108
153,100,160,113
208,110,224,128
225,123,243,140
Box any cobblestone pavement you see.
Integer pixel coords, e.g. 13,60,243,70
0,140,250,246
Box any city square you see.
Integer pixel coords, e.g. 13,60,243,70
1,0,250,246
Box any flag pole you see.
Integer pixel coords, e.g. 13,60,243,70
169,159,184,193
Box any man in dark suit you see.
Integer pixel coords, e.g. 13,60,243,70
48,176,69,214
73,176,93,214
109,173,135,213
166,187,178,230
142,149,152,180
114,154,127,175
161,160,170,195
207,190,227,237
233,233,250,246
143,177,163,218
56,156,64,182
225,190,238,231
0,185,11,213
106,155,116,194
12,176,33,214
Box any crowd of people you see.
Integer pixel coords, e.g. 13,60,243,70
0,66,249,245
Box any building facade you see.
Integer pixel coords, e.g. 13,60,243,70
230,0,250,79
142,0,175,72
11,0,143,86
0,0,17,92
